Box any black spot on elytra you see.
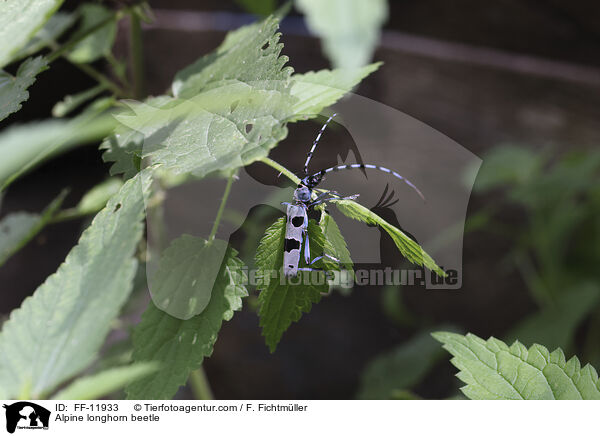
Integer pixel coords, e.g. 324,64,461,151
291,216,304,227
284,238,300,252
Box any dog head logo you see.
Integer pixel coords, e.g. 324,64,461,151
3,402,50,434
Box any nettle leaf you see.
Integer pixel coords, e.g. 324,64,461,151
0,191,66,267
104,16,294,179
0,114,116,190
149,235,230,320
295,0,388,69
0,57,48,122
126,246,247,400
320,212,353,277
100,130,143,180
18,12,77,61
254,217,286,290
75,177,124,215
67,3,117,64
99,95,170,179
52,362,159,400
0,170,152,399
331,199,445,277
357,328,451,399
256,217,337,352
433,331,600,400
0,0,64,68
290,63,381,118
115,83,294,179
172,16,292,99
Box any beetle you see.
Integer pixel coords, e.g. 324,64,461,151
282,114,424,278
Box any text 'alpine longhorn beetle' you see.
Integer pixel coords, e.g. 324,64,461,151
282,113,426,278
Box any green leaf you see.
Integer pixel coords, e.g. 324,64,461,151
126,245,247,400
75,178,124,215
44,177,124,225
320,212,353,275
52,362,159,400
0,0,64,68
234,0,277,16
99,131,143,180
506,283,600,351
105,17,294,179
295,0,388,68
0,170,152,399
52,84,107,117
433,331,600,400
256,217,336,352
258,274,325,354
0,114,116,191
357,329,450,399
0,191,66,267
255,217,286,290
290,63,381,118
67,3,117,64
149,235,231,320
115,83,294,179
99,95,170,180
332,198,446,277
0,57,48,122
172,16,293,99
17,12,77,61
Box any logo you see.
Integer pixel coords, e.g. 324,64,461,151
3,402,50,434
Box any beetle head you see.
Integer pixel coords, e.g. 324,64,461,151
294,184,311,203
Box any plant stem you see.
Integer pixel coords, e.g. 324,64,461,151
47,12,121,63
189,367,214,400
259,157,300,184
208,173,236,241
259,157,323,201
129,11,145,99
47,7,128,96
106,52,131,88
71,62,126,97
50,209,93,224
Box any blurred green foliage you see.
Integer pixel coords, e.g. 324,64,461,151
472,145,600,363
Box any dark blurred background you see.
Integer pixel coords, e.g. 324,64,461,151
1,0,599,399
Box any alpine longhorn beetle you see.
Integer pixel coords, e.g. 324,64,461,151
281,113,425,278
